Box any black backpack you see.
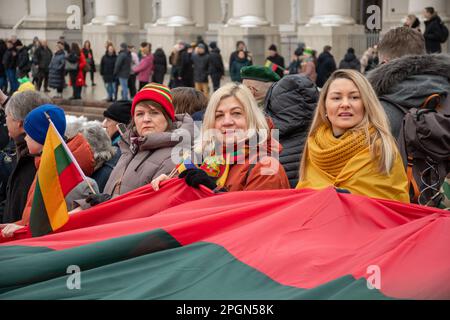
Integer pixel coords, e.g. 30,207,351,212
439,22,449,43
381,94,450,206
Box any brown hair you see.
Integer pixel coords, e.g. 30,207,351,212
378,27,426,61
131,100,173,134
172,87,208,115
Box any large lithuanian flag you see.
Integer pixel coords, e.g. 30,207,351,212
29,119,85,237
0,179,449,300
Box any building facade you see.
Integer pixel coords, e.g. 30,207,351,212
0,0,448,66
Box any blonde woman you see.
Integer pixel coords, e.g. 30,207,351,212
296,70,410,203
152,82,290,192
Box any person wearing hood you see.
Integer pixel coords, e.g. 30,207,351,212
114,43,132,101
78,84,194,208
152,46,167,85
208,42,225,92
266,44,285,79
192,43,210,98
265,75,319,187
240,65,280,110
0,104,99,237
423,7,445,54
316,46,336,88
152,82,290,192
339,48,361,71
1,91,52,224
366,26,449,140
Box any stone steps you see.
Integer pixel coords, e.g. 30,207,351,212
51,98,111,122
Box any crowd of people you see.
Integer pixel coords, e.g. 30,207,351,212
0,6,449,238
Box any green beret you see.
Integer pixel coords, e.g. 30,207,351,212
240,65,280,83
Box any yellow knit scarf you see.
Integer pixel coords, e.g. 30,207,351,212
308,125,375,179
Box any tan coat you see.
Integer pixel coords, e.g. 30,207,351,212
104,114,194,196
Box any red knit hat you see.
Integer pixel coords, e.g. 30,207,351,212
131,83,175,121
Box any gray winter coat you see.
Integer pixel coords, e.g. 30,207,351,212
48,50,66,89
367,54,450,139
114,49,132,79
264,75,319,187
104,114,194,196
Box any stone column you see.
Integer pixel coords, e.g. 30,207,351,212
227,0,270,27
219,0,279,67
84,0,139,63
91,0,128,25
308,0,356,26
146,0,205,59
298,0,365,65
156,0,195,26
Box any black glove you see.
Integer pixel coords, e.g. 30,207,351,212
179,169,217,191
335,188,351,194
86,193,112,207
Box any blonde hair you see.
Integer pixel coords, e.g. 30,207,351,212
299,69,399,180
201,82,269,152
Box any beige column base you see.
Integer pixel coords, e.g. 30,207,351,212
146,25,206,59
218,26,280,68
83,24,140,63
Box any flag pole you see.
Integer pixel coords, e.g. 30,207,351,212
44,112,97,195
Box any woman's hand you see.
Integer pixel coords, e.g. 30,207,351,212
0,224,25,238
151,174,170,191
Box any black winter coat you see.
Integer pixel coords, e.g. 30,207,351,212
1,136,37,223
16,47,31,76
424,15,444,53
264,75,319,187
192,52,210,83
267,54,285,78
208,48,224,77
2,48,16,69
316,51,336,88
34,46,53,71
100,53,117,83
114,50,132,79
339,53,361,71
152,49,167,84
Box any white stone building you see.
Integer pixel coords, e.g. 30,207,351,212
0,0,448,67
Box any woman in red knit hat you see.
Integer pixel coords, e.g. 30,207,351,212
77,83,194,208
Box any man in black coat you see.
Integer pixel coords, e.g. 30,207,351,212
316,45,337,88
423,7,445,54
33,40,53,92
1,90,52,223
192,44,210,97
208,42,224,92
15,40,31,79
266,44,285,78
339,48,361,71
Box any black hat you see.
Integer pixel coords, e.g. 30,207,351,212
268,44,277,52
209,41,218,49
103,101,132,124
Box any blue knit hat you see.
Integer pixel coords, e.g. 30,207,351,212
24,104,66,145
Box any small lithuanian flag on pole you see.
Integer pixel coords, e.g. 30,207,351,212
29,114,91,237
265,60,285,73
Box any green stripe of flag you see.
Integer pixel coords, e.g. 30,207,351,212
54,144,72,175
29,180,53,238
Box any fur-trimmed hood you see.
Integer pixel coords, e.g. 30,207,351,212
368,54,450,97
